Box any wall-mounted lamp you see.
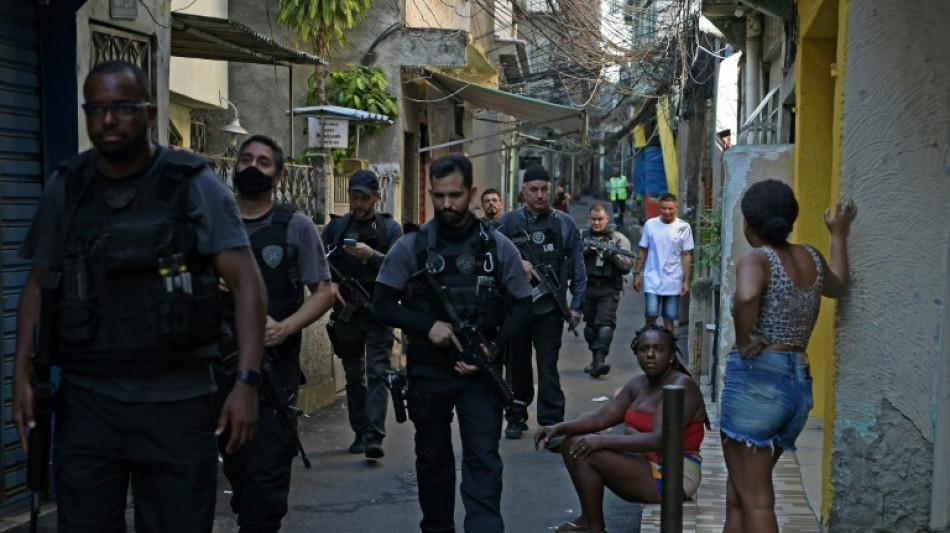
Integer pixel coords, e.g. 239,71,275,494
220,94,248,156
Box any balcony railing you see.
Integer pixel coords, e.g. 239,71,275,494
207,155,318,219
737,86,780,145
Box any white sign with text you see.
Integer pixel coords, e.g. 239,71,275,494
308,117,349,149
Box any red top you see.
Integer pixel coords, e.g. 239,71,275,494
624,410,704,463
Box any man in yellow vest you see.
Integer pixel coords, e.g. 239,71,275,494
607,168,630,225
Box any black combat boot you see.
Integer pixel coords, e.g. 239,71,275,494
583,354,596,374
588,351,611,378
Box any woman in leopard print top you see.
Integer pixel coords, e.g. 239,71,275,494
719,180,856,533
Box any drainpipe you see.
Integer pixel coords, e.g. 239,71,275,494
744,13,763,123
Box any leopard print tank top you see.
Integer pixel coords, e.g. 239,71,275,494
749,245,824,347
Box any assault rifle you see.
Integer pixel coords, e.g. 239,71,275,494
219,344,312,469
326,251,399,342
28,272,60,533
260,349,312,468
582,238,637,259
328,261,371,322
516,231,578,336
419,269,523,409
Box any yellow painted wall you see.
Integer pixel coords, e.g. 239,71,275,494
169,103,192,148
795,0,848,522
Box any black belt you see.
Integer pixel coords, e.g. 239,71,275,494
587,278,618,288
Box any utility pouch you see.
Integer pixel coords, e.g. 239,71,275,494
157,277,221,347
93,217,174,275
57,256,97,346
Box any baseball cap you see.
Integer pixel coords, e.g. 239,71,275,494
348,170,379,194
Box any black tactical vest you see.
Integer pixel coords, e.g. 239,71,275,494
502,208,571,311
55,148,220,374
404,218,504,347
326,212,393,287
226,203,305,393
582,229,623,288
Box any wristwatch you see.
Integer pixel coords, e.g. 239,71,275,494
235,369,262,387
633,271,641,276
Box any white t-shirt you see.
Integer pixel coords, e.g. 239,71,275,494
638,216,694,295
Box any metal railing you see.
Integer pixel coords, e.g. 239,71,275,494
737,85,780,145
207,155,318,219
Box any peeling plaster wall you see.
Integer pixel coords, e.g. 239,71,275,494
830,1,950,529
226,2,310,158
715,145,794,402
830,399,934,532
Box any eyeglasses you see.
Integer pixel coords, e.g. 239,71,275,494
81,102,152,119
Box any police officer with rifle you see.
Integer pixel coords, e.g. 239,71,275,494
218,134,334,532
579,203,635,377
373,154,532,532
322,170,402,459
497,164,587,449
14,61,266,532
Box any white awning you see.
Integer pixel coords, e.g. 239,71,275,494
290,105,393,125
426,72,587,142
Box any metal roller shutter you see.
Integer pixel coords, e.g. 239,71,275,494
0,0,42,513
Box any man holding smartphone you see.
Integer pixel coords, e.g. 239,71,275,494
321,170,403,458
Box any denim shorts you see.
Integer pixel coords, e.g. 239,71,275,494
644,292,680,321
719,349,813,452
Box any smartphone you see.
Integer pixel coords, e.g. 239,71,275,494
343,238,358,246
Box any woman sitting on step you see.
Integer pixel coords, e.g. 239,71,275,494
535,324,709,533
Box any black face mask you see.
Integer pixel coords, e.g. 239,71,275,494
233,165,273,197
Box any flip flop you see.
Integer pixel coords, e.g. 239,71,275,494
555,521,589,532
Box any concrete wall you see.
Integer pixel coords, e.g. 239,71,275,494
715,145,794,400
225,2,310,159
828,1,950,530
325,0,468,224
405,0,471,30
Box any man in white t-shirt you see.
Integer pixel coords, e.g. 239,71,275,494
632,193,693,331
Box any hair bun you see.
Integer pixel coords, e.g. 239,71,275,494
760,216,792,242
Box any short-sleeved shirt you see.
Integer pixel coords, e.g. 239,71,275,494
243,209,331,288
638,216,694,295
376,223,532,302
18,147,250,402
